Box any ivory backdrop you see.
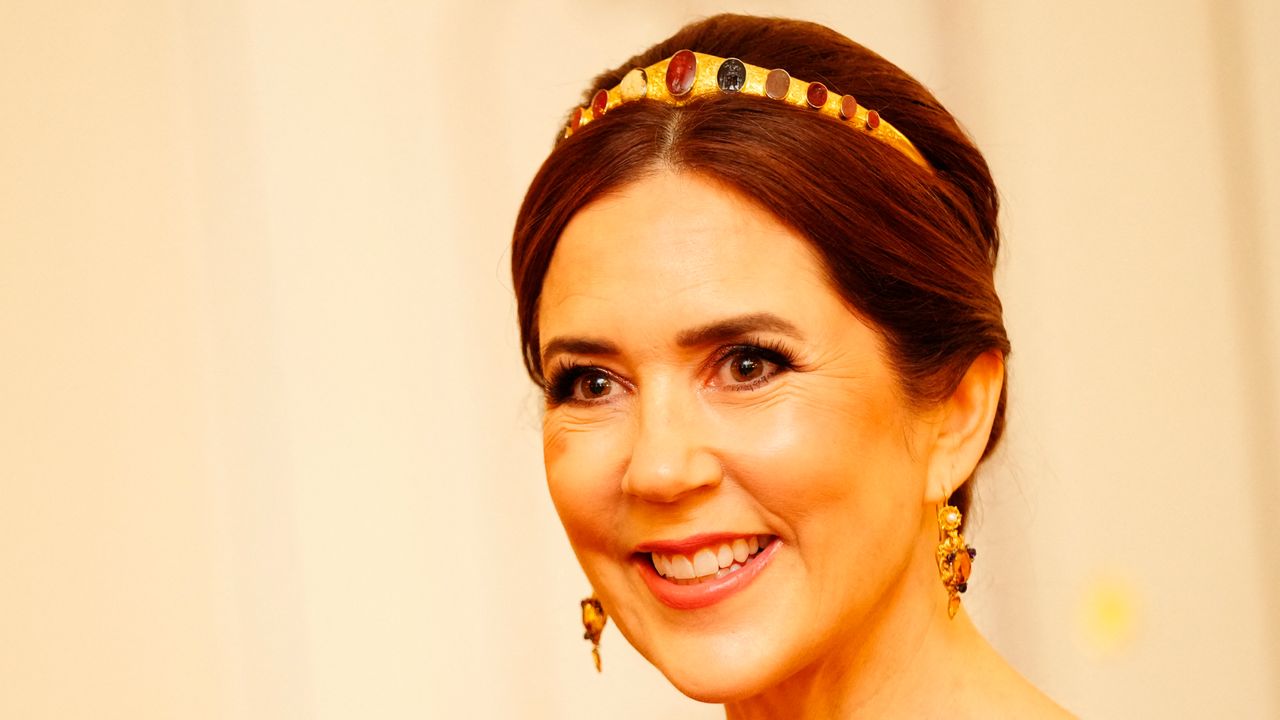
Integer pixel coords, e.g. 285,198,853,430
2,1,1277,718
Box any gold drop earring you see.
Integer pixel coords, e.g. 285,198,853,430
935,501,976,618
580,596,607,672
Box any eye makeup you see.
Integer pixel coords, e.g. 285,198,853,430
543,335,804,407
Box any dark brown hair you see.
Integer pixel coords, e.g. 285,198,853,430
511,14,1009,516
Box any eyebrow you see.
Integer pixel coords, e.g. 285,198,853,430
540,312,804,367
675,312,804,348
540,337,620,366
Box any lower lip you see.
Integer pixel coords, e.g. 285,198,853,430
637,538,782,610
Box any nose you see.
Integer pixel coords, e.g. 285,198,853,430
620,378,723,503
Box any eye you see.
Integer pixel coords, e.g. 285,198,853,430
710,345,792,390
545,363,624,407
728,354,764,382
575,371,614,400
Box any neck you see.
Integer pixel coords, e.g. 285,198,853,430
723,532,990,720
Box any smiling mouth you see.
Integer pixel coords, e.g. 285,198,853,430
648,535,776,585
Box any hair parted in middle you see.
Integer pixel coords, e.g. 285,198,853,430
512,14,1009,518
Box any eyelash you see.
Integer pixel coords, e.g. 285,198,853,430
543,338,800,407
543,360,603,406
711,340,796,392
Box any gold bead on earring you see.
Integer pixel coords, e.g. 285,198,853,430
936,503,976,618
580,596,607,672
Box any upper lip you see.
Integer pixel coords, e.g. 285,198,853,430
634,532,767,554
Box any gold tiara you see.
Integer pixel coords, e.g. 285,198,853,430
563,50,930,170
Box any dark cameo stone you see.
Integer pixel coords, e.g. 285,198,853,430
806,82,828,109
570,106,583,131
666,49,697,96
716,58,747,93
867,109,881,130
765,68,790,99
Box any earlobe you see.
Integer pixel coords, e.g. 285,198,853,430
924,350,1005,504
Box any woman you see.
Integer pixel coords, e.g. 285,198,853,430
511,14,1072,718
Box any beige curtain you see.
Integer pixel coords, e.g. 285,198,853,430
2,1,1276,717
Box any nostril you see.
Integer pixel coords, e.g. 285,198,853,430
621,450,724,503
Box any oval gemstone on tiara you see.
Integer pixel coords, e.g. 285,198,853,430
765,69,790,99
806,82,828,109
666,49,697,96
839,94,858,120
558,52,930,169
619,67,648,101
716,58,747,93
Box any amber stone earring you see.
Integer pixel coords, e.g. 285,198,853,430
580,597,607,672
936,503,977,618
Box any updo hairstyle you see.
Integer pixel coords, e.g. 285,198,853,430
511,14,1010,518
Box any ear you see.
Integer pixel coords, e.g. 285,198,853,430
923,350,1005,505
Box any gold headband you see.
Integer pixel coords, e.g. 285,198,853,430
563,50,930,170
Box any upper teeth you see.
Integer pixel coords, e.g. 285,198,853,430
652,535,768,581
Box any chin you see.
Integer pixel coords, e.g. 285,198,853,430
596,537,810,704
619,623,791,704
659,659,773,704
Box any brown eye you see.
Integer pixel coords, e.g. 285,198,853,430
577,372,613,399
729,355,764,382
710,344,794,390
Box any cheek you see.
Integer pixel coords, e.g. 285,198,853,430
715,382,921,540
542,414,629,549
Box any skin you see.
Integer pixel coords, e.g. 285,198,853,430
537,170,1072,719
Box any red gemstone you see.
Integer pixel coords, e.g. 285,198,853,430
591,89,608,117
571,106,583,131
666,49,697,96
806,82,828,109
867,109,881,130
839,95,857,119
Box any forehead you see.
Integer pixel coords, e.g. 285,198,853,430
539,172,841,341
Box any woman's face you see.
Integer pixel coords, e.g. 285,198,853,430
537,171,940,701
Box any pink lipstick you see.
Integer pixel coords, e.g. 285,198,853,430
636,534,781,610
